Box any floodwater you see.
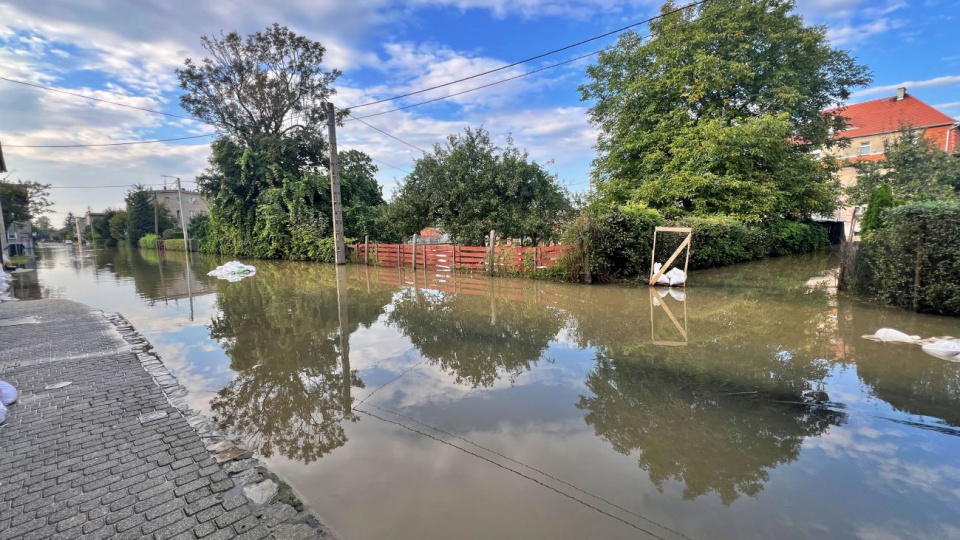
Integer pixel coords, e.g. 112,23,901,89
11,244,960,540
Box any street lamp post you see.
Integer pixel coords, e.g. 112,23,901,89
161,175,189,252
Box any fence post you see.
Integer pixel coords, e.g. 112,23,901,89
534,246,540,271
364,236,369,266
487,229,496,276
412,234,418,271
422,242,427,270
451,244,457,271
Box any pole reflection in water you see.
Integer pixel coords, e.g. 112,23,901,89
20,247,960,540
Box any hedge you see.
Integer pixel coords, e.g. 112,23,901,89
846,202,960,315
561,207,829,282
138,234,159,249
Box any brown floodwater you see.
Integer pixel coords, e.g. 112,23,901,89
13,244,960,540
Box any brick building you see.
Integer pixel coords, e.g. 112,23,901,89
149,188,209,222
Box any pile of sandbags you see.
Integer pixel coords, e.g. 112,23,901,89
862,328,960,363
0,270,13,303
207,261,257,283
652,262,686,287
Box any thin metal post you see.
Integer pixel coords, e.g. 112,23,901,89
364,235,369,266
325,102,346,265
487,229,495,276
411,234,418,271
175,178,189,251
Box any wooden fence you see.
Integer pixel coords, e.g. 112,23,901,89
354,243,570,273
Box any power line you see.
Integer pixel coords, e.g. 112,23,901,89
5,134,215,148
346,49,606,121
346,115,429,154
46,183,168,189
0,76,194,120
345,0,707,110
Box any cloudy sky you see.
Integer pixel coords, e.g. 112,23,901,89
1,0,958,225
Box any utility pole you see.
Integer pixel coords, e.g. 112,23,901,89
0,195,8,266
163,175,190,251
325,102,346,265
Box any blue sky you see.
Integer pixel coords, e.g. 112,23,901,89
1,0,958,224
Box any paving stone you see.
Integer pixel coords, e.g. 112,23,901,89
0,300,321,540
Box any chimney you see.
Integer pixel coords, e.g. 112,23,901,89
896,87,906,101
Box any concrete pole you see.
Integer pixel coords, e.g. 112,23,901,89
325,102,346,265
0,195,8,265
175,178,189,252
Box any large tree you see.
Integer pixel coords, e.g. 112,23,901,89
580,0,871,222
388,128,573,245
0,177,53,230
125,187,174,244
178,25,383,259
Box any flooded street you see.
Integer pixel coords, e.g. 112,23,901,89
12,244,960,540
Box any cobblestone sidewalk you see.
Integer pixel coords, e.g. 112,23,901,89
0,299,332,540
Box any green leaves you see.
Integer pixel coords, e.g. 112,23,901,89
581,0,869,222
851,128,960,204
389,127,573,245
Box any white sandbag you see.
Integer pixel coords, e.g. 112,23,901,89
667,288,686,302
0,402,6,425
207,261,257,282
861,328,921,343
652,263,669,285
666,267,686,286
0,380,17,406
921,340,960,362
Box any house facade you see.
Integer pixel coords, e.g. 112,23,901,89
821,87,960,236
149,188,209,223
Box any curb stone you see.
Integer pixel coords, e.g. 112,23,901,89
103,311,339,540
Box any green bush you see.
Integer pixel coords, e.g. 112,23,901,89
849,202,960,315
859,183,896,235
162,239,194,251
562,209,829,281
138,234,159,249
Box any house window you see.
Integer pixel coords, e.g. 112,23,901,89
859,141,871,155
176,210,181,220
189,210,196,218
189,197,196,204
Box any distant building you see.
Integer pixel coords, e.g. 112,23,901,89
819,87,960,236
6,221,34,257
149,188,209,223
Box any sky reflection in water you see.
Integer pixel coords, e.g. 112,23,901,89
15,245,960,540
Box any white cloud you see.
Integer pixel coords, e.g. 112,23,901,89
852,74,960,99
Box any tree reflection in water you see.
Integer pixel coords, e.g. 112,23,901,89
578,353,845,505
387,286,567,388
208,264,394,463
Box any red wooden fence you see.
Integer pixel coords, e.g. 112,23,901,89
355,243,571,273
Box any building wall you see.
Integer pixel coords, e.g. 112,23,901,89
151,190,209,223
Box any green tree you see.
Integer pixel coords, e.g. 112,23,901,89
109,210,128,243
388,128,572,245
61,212,76,240
125,187,174,245
339,149,386,239
0,177,54,230
179,25,383,259
859,183,895,235
89,209,118,246
32,216,55,240
580,0,871,221
850,128,960,204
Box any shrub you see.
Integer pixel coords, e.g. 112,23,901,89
138,234,159,249
561,209,829,281
850,202,960,315
859,183,896,235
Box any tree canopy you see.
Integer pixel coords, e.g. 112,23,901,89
851,128,960,204
179,24,386,259
125,187,175,244
0,178,53,230
580,0,871,222
387,127,572,245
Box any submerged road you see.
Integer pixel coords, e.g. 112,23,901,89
0,299,332,540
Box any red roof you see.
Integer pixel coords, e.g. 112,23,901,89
827,94,956,139
419,227,442,238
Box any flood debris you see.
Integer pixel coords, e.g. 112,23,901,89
208,261,257,282
44,381,72,390
921,340,960,362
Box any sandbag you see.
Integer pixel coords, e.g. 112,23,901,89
666,267,686,286
0,380,16,406
207,261,257,282
652,263,669,285
861,328,921,343
921,340,960,362
0,402,6,425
